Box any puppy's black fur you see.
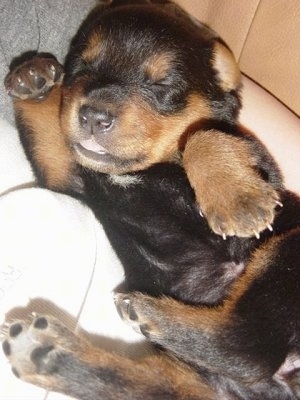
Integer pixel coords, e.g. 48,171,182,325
2,1,300,399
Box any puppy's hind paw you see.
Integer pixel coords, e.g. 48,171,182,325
1,314,84,387
114,292,176,341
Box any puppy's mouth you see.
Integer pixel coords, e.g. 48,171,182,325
73,137,113,163
80,137,107,155
72,136,145,173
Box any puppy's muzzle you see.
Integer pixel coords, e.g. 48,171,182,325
79,105,115,135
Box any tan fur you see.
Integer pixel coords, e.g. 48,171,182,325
224,236,281,309
81,30,103,62
183,129,258,206
212,41,241,92
14,85,75,190
182,129,280,237
60,87,212,174
144,52,175,82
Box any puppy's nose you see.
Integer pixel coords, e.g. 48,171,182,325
79,105,114,134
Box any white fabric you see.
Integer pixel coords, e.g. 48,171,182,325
0,118,35,194
0,118,144,400
240,76,300,196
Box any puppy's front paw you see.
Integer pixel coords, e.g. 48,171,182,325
200,179,281,239
5,55,63,100
183,130,282,239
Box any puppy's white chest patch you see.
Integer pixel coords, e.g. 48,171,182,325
109,174,143,188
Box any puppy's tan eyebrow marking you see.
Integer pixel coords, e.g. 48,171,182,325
144,52,175,82
81,30,103,62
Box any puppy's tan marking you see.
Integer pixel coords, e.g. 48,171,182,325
111,92,212,167
223,235,281,311
81,30,103,62
61,89,212,174
60,79,89,141
147,93,212,163
212,41,241,91
145,52,174,82
14,85,75,190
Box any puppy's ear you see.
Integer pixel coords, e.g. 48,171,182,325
212,41,241,91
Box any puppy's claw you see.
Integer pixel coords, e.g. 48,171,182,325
253,230,260,239
267,224,273,232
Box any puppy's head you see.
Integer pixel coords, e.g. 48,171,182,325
61,3,241,174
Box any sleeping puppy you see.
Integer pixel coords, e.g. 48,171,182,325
5,0,280,240
2,0,300,399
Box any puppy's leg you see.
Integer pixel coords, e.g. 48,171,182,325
116,292,296,400
116,231,300,399
5,55,80,193
2,315,215,400
115,291,265,380
182,129,282,238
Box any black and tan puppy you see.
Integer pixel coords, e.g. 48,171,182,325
2,1,300,399
5,0,280,239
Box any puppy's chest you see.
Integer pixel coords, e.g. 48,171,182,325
82,166,197,228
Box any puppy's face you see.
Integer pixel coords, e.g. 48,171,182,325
60,4,241,174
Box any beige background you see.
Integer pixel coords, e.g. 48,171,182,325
177,0,300,116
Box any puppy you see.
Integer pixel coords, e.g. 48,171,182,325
3,1,300,399
5,0,280,239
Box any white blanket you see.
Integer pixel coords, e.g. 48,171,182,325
0,118,144,400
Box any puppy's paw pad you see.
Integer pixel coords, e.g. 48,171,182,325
5,56,63,100
114,293,157,338
1,315,74,378
202,183,281,238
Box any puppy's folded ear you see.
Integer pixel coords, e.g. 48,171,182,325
212,41,242,92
